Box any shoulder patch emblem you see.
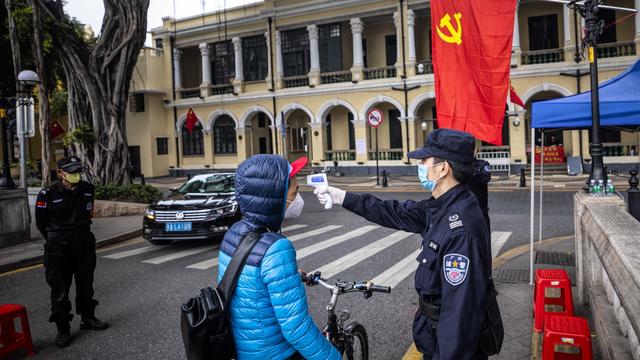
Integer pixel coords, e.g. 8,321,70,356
86,202,93,211
36,201,47,208
449,214,463,229
443,253,470,286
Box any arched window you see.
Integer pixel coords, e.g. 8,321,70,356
213,116,237,154
182,122,204,156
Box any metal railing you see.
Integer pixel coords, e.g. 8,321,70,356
597,41,637,59
320,70,353,84
363,65,397,80
283,75,309,88
368,149,403,161
602,142,639,157
180,87,201,99
477,147,511,174
325,150,356,161
521,48,565,65
415,60,434,75
210,84,234,95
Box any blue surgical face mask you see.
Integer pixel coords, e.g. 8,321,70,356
417,163,442,192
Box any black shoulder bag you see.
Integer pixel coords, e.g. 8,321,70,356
180,228,266,360
479,278,504,356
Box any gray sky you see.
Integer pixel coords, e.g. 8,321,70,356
63,0,261,45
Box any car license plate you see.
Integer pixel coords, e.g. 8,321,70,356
165,222,192,232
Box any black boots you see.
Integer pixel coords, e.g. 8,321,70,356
79,316,109,330
55,321,71,348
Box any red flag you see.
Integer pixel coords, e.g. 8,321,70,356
50,120,66,139
431,0,516,145
510,84,526,108
185,108,198,135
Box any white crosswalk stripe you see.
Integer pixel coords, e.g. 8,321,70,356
142,247,213,265
288,225,343,242
103,246,161,259
313,231,414,278
370,249,421,289
281,224,308,232
491,231,512,258
296,225,379,259
187,257,219,270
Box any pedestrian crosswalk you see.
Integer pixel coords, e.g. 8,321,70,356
102,224,513,289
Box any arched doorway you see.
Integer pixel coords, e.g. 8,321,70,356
246,112,273,156
361,96,405,161
211,115,238,160
414,98,438,148
524,90,570,163
285,109,312,162
323,106,357,161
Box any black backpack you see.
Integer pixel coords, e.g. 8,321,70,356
180,228,266,360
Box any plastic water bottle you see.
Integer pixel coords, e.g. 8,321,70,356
589,180,596,196
606,179,615,195
598,180,605,197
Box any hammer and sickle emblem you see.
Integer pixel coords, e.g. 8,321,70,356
436,12,462,45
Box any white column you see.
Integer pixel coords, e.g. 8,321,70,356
198,43,211,86
173,48,183,89
636,0,640,39
307,25,320,72
563,5,571,46
264,31,273,85
275,30,283,88
512,1,520,50
350,18,364,67
232,37,243,82
393,11,402,64
407,10,417,63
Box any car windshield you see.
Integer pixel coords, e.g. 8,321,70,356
177,174,235,194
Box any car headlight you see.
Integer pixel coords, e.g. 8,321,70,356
208,204,237,218
145,208,155,220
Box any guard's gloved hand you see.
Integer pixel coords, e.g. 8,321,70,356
313,185,346,209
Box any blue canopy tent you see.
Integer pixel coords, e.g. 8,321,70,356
526,59,640,284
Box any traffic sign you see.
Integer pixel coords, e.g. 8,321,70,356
367,108,384,128
16,98,35,138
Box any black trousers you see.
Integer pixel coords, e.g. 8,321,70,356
44,229,99,323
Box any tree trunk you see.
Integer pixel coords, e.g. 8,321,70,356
4,0,21,90
29,0,52,187
39,0,150,186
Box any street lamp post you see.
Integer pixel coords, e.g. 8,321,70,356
17,70,40,189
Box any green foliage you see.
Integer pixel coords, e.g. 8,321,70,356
63,123,95,147
50,90,68,116
95,184,163,204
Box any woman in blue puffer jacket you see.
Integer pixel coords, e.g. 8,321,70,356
218,154,341,360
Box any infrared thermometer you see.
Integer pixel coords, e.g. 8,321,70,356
307,173,333,209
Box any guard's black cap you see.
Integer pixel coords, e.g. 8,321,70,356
57,156,83,173
408,128,475,163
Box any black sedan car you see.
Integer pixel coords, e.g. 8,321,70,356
143,173,241,244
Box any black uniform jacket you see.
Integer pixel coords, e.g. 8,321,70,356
35,181,95,238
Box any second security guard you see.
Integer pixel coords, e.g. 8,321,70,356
315,129,502,359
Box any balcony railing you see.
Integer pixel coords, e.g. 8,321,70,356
597,41,637,59
364,66,397,80
415,60,434,75
180,87,201,99
283,75,309,88
602,142,639,157
521,48,565,65
320,70,353,85
210,84,234,95
139,47,163,57
368,149,403,161
325,150,356,161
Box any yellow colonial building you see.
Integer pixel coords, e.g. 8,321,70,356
125,0,640,178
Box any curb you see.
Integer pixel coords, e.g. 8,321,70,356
401,234,574,360
0,228,142,275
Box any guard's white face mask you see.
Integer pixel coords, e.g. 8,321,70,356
284,192,304,219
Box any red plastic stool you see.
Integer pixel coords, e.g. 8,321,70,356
0,304,35,358
533,269,574,332
543,315,592,360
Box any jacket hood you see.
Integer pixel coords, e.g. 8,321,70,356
235,155,289,230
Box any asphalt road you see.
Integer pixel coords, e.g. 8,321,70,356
0,190,574,360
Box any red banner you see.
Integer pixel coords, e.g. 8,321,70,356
534,146,566,164
50,120,66,139
431,0,517,145
185,108,198,135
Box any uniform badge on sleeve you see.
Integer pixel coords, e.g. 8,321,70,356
448,214,463,229
443,253,469,286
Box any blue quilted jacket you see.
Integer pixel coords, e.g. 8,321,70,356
218,155,340,360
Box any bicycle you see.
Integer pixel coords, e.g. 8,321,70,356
300,271,391,360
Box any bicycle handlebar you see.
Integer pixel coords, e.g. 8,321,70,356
300,271,392,295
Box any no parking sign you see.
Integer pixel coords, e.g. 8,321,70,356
367,108,384,128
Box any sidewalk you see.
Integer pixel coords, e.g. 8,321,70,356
403,234,597,359
0,214,142,274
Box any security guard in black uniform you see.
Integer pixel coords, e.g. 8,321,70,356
468,158,491,231
35,156,109,348
315,129,498,359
